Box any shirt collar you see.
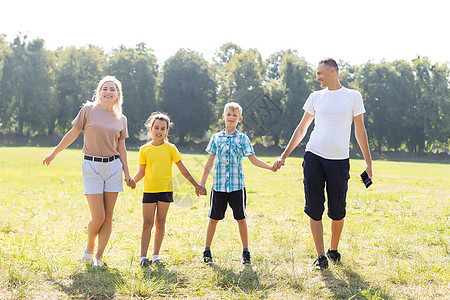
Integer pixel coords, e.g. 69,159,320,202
220,129,239,137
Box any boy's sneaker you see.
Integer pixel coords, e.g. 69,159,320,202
242,250,251,265
203,250,213,264
326,249,341,264
313,255,328,270
140,258,152,268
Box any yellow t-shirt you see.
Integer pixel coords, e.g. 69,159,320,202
138,142,182,193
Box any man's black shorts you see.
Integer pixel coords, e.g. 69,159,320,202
302,151,350,221
142,192,174,203
208,188,247,220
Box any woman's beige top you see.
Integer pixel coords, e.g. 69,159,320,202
72,103,128,157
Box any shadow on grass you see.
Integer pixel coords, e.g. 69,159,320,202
130,263,187,296
320,263,393,300
55,264,124,300
210,264,274,298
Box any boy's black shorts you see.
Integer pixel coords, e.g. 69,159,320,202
142,192,174,203
302,151,350,221
208,188,247,220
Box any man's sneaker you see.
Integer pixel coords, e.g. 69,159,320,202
313,255,328,270
326,249,341,264
242,250,251,265
140,258,152,268
203,250,213,264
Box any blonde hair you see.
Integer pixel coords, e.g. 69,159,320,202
144,112,172,141
223,102,243,116
90,76,124,117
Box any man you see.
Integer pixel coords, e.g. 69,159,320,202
274,58,372,270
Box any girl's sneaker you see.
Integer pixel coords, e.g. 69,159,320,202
140,258,152,268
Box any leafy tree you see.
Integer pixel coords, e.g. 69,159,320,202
108,43,158,140
0,35,55,135
160,49,216,143
409,57,449,153
54,45,106,134
218,49,266,137
213,42,242,67
280,53,314,143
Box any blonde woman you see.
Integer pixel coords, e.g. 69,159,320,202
43,76,132,267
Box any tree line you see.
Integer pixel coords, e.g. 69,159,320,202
0,34,449,153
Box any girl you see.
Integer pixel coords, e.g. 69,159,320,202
43,76,132,267
130,112,206,267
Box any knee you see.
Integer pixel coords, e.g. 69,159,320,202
142,219,154,231
91,214,106,226
155,217,166,229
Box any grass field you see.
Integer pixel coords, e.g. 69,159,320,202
0,147,449,299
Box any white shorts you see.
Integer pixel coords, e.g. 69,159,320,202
81,157,124,195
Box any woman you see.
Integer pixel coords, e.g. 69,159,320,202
43,76,132,267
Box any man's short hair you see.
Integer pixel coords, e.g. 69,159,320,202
319,58,339,73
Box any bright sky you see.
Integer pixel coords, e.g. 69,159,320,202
2,0,448,66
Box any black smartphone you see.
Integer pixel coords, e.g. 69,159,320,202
360,171,372,188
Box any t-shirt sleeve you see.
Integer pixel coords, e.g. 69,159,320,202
171,144,182,163
71,105,88,130
302,93,315,115
205,135,217,155
119,115,129,140
241,135,255,157
353,91,366,117
138,146,146,165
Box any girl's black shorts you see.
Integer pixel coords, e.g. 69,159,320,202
142,192,174,203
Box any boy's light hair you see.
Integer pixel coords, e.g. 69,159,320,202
223,102,243,116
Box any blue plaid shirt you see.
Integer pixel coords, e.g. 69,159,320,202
206,130,255,192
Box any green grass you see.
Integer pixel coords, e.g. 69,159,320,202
0,146,449,299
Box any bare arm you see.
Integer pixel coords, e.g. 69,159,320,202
200,154,215,187
354,114,373,178
175,160,206,196
129,164,146,189
274,112,315,169
43,126,82,166
117,138,132,184
247,154,276,172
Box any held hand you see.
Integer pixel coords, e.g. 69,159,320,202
273,157,285,170
43,153,55,166
195,186,207,196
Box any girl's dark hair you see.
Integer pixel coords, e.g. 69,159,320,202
144,112,172,141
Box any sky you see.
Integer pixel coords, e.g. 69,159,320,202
1,0,448,66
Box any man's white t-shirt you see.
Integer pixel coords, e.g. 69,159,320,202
303,86,365,159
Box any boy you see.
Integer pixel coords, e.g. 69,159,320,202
200,102,276,265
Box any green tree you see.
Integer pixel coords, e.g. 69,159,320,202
160,49,216,143
218,49,266,137
54,45,106,134
280,53,314,143
213,42,242,67
0,35,55,135
409,57,449,153
108,43,158,140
